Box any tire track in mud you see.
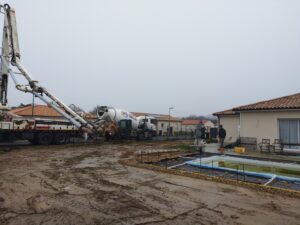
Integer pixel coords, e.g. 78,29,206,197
127,179,241,225
59,151,216,224
133,203,242,225
1,142,300,225
35,152,163,224
57,148,300,225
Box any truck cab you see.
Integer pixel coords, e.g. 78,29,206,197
137,116,157,134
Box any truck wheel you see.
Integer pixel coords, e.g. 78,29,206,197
136,133,144,141
29,138,39,145
0,132,4,142
38,132,53,145
54,133,67,145
147,132,153,140
8,133,15,143
105,131,111,142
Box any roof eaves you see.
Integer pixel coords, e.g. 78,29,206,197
213,110,239,116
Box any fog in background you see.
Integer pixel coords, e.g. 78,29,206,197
2,0,300,116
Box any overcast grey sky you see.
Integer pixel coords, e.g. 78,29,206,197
2,0,300,116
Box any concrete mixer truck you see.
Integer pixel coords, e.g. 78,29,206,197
97,106,157,140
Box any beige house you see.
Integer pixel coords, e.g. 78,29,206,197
132,112,182,136
214,93,300,148
156,115,182,136
181,120,215,134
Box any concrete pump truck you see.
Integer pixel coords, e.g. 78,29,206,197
0,4,156,144
0,4,107,144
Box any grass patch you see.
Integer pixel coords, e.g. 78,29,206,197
178,143,197,152
206,138,218,144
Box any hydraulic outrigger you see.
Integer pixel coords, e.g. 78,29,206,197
0,4,104,136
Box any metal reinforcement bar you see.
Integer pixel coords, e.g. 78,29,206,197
264,175,277,186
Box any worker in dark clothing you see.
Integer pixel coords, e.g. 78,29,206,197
200,126,206,140
218,125,226,149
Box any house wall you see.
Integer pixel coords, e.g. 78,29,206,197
157,121,182,135
219,115,240,143
182,121,216,133
240,110,300,143
204,121,215,129
182,124,197,133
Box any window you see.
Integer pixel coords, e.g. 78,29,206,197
278,119,300,149
161,123,164,128
151,119,157,125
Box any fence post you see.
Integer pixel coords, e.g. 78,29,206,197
211,160,214,176
199,158,200,173
236,165,239,182
200,156,202,173
243,163,245,182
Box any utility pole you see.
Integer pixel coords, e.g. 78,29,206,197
168,107,174,138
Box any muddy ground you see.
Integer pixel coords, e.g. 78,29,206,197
0,141,299,225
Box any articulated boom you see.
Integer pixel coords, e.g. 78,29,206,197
0,4,103,135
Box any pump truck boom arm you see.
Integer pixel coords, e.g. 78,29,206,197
0,4,101,134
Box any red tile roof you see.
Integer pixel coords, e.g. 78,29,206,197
182,120,208,125
10,105,62,117
9,105,97,120
157,115,182,122
233,93,300,111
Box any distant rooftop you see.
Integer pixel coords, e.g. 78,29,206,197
131,112,165,118
182,119,208,125
9,105,96,119
10,105,62,117
131,112,182,122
